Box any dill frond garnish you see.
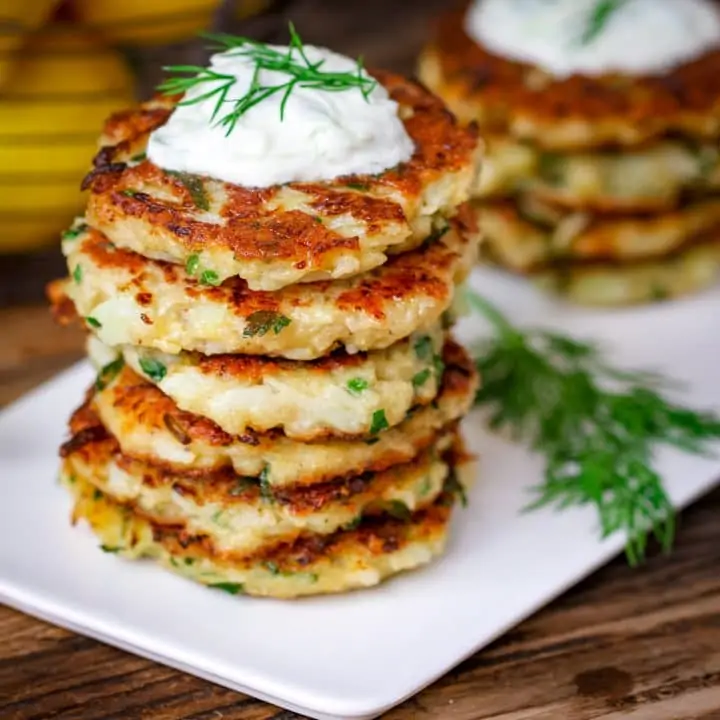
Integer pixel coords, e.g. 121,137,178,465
582,0,628,45
467,290,720,565
158,23,377,136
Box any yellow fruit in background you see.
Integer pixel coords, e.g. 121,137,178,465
0,23,135,253
72,0,272,46
0,0,59,87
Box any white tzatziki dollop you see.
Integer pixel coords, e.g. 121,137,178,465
464,0,720,78
147,44,415,187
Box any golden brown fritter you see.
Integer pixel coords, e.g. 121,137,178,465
86,338,479,487
475,134,720,212
477,196,720,272
86,323,445,441
532,234,720,306
60,412,456,558
57,217,479,358
61,466,463,598
80,71,481,291
418,5,720,151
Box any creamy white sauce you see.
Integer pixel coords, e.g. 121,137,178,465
464,0,720,78
147,44,414,187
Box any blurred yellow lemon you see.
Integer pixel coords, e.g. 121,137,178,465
72,0,272,46
0,23,135,252
0,0,59,87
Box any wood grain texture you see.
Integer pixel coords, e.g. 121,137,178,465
2,0,720,717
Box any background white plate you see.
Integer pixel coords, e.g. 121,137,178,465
1,267,719,720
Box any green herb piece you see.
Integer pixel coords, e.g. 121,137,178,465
259,464,273,501
582,0,627,45
538,153,565,186
342,516,362,531
418,475,433,497
158,23,377,136
651,285,669,302
95,357,125,391
167,170,210,210
186,253,200,276
265,561,280,575
228,477,254,496
414,335,433,361
85,316,102,329
369,409,389,435
433,354,446,378
243,310,292,338
426,222,450,244
209,582,244,595
62,223,87,241
467,290,720,565
93,489,103,501
121,189,140,198
100,545,120,553
199,269,221,286
185,557,195,566
386,500,412,521
364,437,380,446
345,182,370,191
347,377,369,396
412,369,431,388
138,357,167,382
444,470,468,508
73,264,83,284
313,215,323,224
131,152,147,162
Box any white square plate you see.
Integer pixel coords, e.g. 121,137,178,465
2,268,719,720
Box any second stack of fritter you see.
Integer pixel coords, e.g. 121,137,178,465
49,58,483,598
419,1,720,306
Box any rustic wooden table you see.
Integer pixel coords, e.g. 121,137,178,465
2,1,720,718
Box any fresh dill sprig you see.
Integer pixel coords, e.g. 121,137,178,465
467,290,720,565
158,23,377,136
581,0,628,45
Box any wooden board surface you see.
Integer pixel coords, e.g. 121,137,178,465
2,1,720,717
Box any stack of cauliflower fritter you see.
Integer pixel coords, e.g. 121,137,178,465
419,6,720,306
48,70,483,598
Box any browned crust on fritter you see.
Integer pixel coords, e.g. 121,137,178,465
82,70,478,266
61,415,453,517
56,219,469,330
79,337,474,450
426,5,720,149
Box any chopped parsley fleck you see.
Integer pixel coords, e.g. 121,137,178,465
243,311,292,338
313,215,323,224
100,544,120,553
433,354,445,378
259,464,273,501
651,285,669,302
342,516,362,531
85,316,102,329
345,182,370,191
347,377,369,396
62,223,87,241
199,269,221,286
209,582,244,595
444,470,468,508
121,189,140,197
95,357,125,391
211,509,225,525
228,477,254,496
73,264,83,284
93,489,103,501
414,335,433,361
386,500,412,521
369,409,389,435
265,561,280,575
185,253,200,276
167,170,210,210
418,475,433,497
184,557,195,566
131,151,147,162
138,356,167,382
426,222,450,244
412,369,431,388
